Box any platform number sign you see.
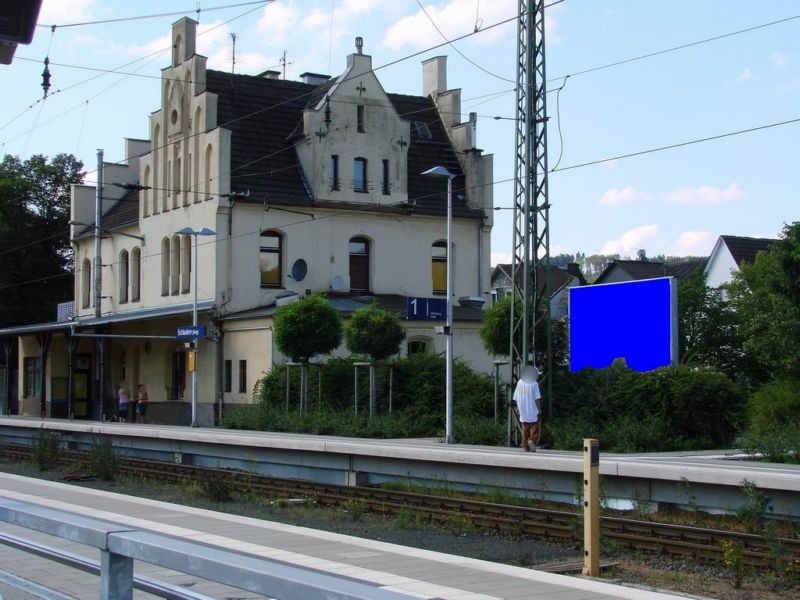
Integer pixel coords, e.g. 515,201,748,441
406,297,447,320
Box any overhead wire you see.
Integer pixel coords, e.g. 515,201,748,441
1,2,269,139
36,1,272,29
414,0,516,84
547,12,800,84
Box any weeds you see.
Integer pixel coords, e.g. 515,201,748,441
89,437,118,481
33,430,60,471
342,499,367,521
737,479,772,533
721,539,745,588
202,471,234,503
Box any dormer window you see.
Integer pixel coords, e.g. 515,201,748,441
357,105,365,133
353,157,368,192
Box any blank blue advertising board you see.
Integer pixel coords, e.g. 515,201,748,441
569,277,677,372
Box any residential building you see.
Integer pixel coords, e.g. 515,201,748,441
490,263,585,320
594,258,707,285
3,18,494,424
704,235,777,290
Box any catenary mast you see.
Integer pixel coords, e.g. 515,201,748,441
510,0,552,415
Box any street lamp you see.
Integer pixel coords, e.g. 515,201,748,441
421,166,455,444
176,226,216,427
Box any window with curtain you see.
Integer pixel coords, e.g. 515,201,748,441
260,231,282,287
432,241,447,294
353,157,367,192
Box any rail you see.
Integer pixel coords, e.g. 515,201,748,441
0,497,436,600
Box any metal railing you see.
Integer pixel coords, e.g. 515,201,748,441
0,496,436,600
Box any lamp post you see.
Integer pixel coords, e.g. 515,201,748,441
421,166,455,444
176,226,216,427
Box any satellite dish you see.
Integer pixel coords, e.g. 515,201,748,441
330,275,345,291
291,259,308,282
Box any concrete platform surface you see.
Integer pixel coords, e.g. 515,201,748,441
0,472,692,600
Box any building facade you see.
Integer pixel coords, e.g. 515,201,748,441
6,18,494,425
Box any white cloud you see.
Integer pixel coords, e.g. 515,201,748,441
491,251,512,266
383,0,545,51
770,52,788,68
40,0,97,24
256,2,301,46
671,231,716,256
601,225,659,256
664,182,746,205
735,67,753,83
598,186,650,207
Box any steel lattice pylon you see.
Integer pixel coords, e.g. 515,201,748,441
510,0,552,415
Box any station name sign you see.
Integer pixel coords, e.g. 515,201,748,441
176,325,206,340
406,297,447,321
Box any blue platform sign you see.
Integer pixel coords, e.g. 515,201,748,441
176,325,206,340
406,297,447,320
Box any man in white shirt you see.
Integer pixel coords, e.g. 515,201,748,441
513,365,542,452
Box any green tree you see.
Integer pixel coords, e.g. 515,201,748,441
728,222,800,381
480,295,512,356
678,269,743,379
274,294,342,412
0,154,84,327
345,304,405,361
274,294,342,362
345,304,406,415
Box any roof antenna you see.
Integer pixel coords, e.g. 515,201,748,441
280,50,287,79
230,33,237,74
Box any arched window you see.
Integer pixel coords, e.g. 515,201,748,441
181,235,191,293
142,166,150,217
204,143,213,200
349,236,370,292
81,258,91,308
193,106,202,202
432,240,447,295
152,124,160,214
353,157,367,192
131,247,141,302
161,237,170,296
407,336,433,355
259,230,282,287
171,235,181,294
119,250,129,303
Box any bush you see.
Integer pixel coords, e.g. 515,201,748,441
550,363,745,452
90,437,119,481
747,379,800,436
33,430,60,471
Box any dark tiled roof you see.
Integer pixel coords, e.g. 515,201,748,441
220,293,484,322
492,264,577,296
666,258,707,280
596,258,708,284
204,69,480,219
721,235,777,266
75,188,139,239
387,93,474,218
594,260,665,284
206,69,312,203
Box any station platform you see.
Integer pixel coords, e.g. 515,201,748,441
0,472,690,599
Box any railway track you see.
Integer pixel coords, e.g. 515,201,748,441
3,443,799,569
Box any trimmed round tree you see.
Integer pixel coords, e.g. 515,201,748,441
274,295,342,411
345,304,406,415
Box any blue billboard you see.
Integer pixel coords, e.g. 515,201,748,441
569,277,678,372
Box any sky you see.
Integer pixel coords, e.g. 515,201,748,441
1,0,798,265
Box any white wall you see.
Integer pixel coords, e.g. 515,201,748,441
704,239,739,289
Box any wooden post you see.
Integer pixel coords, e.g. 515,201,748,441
582,438,600,576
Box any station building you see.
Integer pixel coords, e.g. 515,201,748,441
1,18,495,425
